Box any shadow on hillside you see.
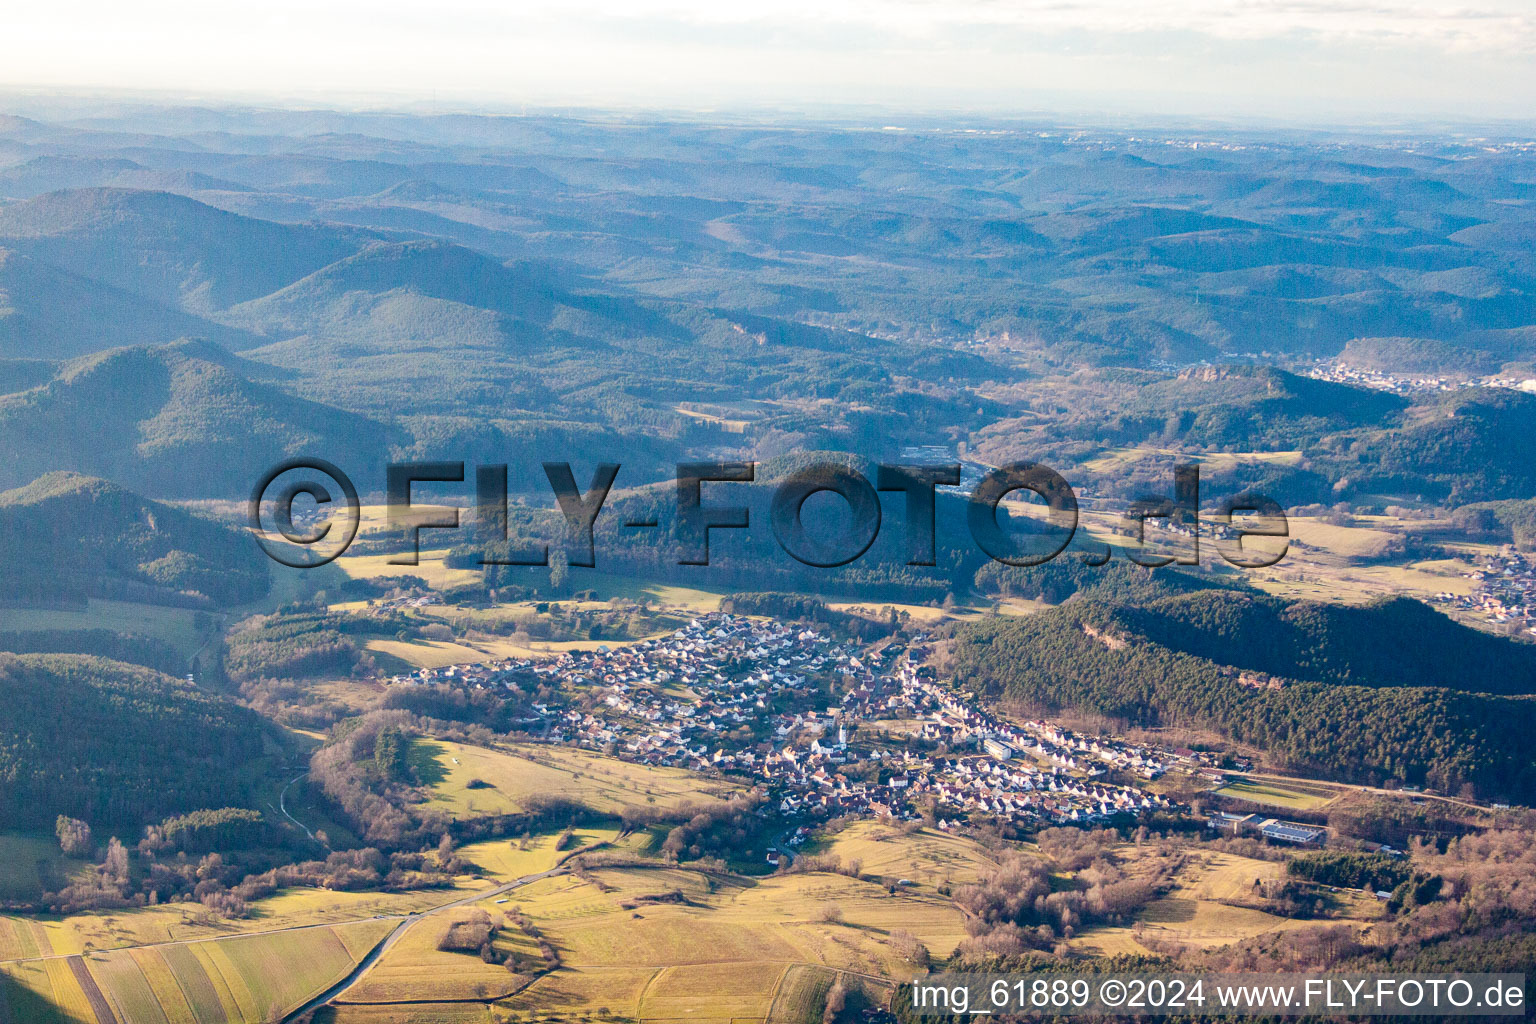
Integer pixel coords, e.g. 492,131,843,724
408,738,450,786
1,969,63,1022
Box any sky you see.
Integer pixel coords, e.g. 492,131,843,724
4,0,1535,122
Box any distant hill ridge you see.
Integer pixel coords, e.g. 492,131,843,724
0,469,269,606
0,340,392,497
0,247,261,357
0,187,376,314
228,238,563,328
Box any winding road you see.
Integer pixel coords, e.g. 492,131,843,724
280,865,569,1023
274,772,332,850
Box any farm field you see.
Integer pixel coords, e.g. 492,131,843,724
1081,446,1303,474
402,862,950,1022
1250,555,1481,607
367,630,677,666
410,739,739,820
500,864,958,1005
322,1003,492,1023
338,549,483,590
0,919,395,1024
2,877,504,959
817,822,998,891
454,828,621,881
1285,517,1404,559
0,917,52,962
500,571,730,614
339,909,536,1005
858,718,930,740
302,676,388,716
365,637,499,669
825,600,953,624
415,600,690,633
1238,514,1488,609
337,545,731,618
766,964,836,1023
1213,780,1338,810
1069,850,1381,957
672,401,756,432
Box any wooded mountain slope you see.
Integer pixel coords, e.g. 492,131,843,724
952,594,1536,801
0,653,271,829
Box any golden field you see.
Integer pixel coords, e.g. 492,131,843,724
410,739,741,820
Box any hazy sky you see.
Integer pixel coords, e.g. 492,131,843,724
5,0,1535,121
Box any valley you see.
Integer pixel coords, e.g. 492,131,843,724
3,103,1536,1023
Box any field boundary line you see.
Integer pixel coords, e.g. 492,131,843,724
67,955,118,1024
760,963,796,1023
634,964,667,1020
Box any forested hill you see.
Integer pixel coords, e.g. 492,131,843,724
951,595,1536,801
0,470,269,606
1111,592,1536,694
0,653,272,830
0,340,392,496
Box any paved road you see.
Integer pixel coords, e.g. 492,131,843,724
276,772,328,848
2,863,571,1024
769,828,798,867
280,865,568,1023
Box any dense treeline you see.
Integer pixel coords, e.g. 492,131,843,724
951,829,1178,956
1454,497,1536,550
1113,592,1536,695
449,466,988,603
900,825,1536,1023
224,607,413,683
951,598,1536,801
0,628,183,674
976,370,1536,507
655,792,770,863
1325,798,1478,848
308,711,447,848
973,559,1241,605
0,653,270,829
1286,852,1410,893
0,340,394,499
225,619,356,683
147,808,276,854
1349,389,1536,503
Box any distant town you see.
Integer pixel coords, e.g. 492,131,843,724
1307,360,1536,396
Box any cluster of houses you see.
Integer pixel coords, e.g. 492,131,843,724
387,615,881,764
385,613,1325,845
387,614,1201,832
1308,361,1536,396
1435,551,1536,637
770,659,1183,829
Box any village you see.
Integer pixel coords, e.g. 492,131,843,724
378,613,1336,849
1435,549,1536,638
1306,359,1536,396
